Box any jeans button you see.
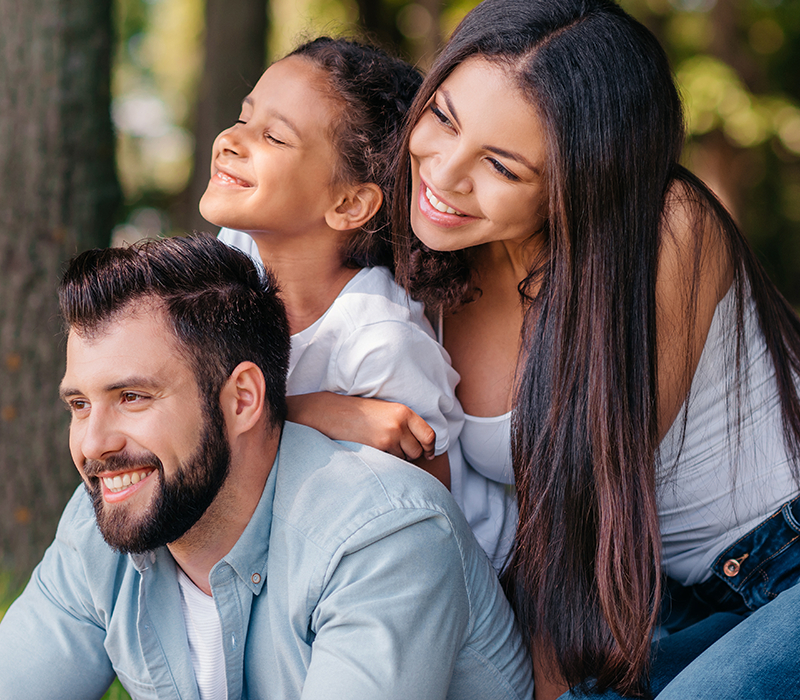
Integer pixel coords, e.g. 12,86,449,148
722,553,749,577
723,559,740,576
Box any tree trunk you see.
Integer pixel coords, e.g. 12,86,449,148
176,0,268,237
0,0,120,580
355,0,443,66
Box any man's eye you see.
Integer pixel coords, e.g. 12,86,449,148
67,399,88,412
121,392,142,403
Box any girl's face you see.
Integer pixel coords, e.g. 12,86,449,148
408,56,549,252
200,56,343,236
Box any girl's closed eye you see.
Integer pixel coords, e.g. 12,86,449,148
265,132,286,146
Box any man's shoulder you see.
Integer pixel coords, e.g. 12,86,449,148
273,423,468,549
56,485,109,547
51,486,138,576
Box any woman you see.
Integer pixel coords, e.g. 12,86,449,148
389,0,800,697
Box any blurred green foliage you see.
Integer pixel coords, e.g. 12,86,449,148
110,0,800,301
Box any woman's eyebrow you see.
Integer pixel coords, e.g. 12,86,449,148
440,88,541,176
441,89,461,128
485,145,541,175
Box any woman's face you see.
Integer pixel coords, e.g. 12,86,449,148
409,56,549,252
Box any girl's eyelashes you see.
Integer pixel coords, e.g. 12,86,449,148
232,118,286,146
265,133,286,146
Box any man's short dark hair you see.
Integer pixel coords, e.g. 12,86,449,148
59,235,289,426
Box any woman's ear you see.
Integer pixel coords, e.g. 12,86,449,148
325,183,383,232
219,361,267,438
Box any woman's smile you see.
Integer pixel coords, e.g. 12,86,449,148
408,56,549,252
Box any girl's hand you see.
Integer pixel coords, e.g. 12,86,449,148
286,392,450,488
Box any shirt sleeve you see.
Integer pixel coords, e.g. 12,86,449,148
300,509,471,700
217,227,264,271
0,500,116,699
331,320,464,455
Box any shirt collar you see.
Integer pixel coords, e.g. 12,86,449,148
217,443,281,595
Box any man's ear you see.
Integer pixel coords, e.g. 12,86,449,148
219,361,267,438
324,183,383,232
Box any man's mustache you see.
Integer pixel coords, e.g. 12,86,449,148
83,452,163,478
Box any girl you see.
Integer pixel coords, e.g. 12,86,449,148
200,37,518,568
384,0,800,697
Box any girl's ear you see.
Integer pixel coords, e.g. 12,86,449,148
325,183,383,232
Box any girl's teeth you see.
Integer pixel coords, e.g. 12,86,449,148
425,187,464,216
216,171,250,187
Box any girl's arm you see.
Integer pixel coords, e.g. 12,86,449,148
287,392,451,488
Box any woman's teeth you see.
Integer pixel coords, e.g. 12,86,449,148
103,469,153,493
426,187,465,216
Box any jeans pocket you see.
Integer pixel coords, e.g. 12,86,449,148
707,494,800,611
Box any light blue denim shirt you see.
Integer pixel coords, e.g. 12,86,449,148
0,423,533,700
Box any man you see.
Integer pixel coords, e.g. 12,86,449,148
0,236,532,700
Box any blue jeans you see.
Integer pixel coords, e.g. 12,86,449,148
654,494,800,699
559,494,800,698
655,582,800,699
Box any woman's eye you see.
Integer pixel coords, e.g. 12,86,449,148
265,133,286,146
235,119,247,125
430,104,453,128
488,158,520,182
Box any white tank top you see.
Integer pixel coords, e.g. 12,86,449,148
460,411,514,485
657,285,799,585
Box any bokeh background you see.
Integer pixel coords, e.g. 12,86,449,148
1,0,799,668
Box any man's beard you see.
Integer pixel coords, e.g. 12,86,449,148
83,402,231,554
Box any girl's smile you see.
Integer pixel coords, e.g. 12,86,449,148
199,55,345,237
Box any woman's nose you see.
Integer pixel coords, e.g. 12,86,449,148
430,143,473,195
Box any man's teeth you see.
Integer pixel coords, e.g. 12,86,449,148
103,470,152,493
426,187,465,216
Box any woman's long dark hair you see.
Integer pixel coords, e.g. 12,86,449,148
393,0,800,695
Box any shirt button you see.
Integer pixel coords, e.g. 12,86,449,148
251,572,262,584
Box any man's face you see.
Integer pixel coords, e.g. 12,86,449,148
60,306,231,553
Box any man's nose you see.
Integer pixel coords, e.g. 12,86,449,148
75,407,126,464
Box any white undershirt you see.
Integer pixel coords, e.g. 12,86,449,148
177,567,228,700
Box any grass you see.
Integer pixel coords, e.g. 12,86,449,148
1,575,132,700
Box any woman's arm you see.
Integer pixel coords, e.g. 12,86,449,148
655,185,734,440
